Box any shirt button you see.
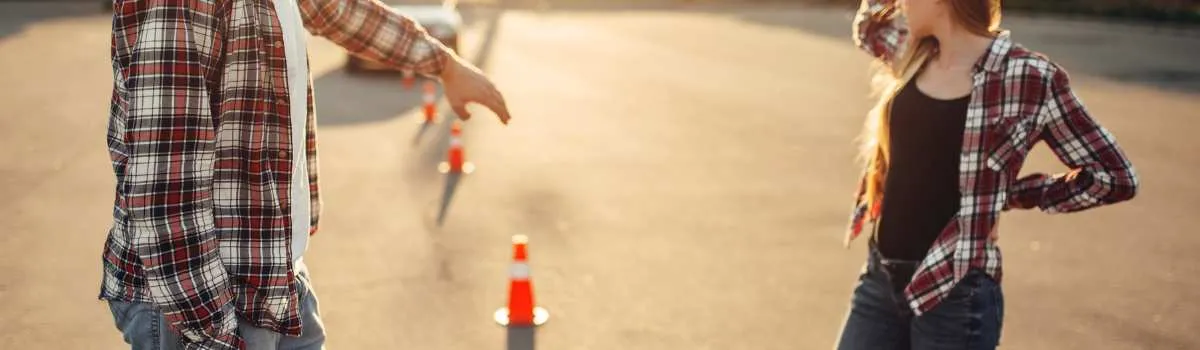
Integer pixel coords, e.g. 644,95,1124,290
278,150,288,158
274,40,284,48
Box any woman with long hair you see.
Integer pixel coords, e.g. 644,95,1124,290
836,0,1139,348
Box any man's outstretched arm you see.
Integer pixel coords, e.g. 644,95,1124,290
298,0,449,75
298,0,511,123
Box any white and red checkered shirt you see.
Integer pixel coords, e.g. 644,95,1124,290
100,0,451,348
847,0,1139,315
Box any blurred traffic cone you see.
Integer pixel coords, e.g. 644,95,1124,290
494,235,549,327
438,121,474,174
402,70,416,90
421,80,437,124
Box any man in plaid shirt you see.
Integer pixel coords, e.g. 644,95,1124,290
101,0,511,348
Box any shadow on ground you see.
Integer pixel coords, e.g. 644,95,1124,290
313,70,431,126
508,326,535,350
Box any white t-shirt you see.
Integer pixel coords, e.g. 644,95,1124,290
273,0,310,263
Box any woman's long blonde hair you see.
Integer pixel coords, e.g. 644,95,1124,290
860,0,1003,213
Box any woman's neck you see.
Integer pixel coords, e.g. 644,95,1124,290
930,27,996,71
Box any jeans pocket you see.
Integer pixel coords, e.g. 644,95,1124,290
911,270,1003,350
108,301,131,327
992,282,1005,345
108,301,150,332
108,301,165,350
965,273,1003,349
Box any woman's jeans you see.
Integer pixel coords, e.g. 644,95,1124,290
836,246,1004,350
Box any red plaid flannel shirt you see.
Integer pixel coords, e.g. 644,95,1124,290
101,0,450,348
847,0,1139,315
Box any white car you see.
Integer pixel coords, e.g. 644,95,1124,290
346,2,463,73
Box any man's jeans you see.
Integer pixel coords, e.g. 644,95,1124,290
835,247,1004,350
107,260,325,350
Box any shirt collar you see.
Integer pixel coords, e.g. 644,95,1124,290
973,30,1013,75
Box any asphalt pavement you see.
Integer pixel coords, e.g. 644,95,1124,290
0,2,1198,349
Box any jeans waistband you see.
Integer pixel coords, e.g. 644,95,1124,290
867,239,920,269
866,239,921,294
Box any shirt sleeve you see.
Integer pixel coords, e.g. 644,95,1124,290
852,0,908,65
1007,66,1139,213
116,0,241,348
297,0,452,76
844,169,871,246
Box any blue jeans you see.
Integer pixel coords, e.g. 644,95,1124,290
835,248,1004,350
107,260,326,350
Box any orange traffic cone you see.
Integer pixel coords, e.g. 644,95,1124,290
438,121,474,174
494,235,549,327
421,80,437,124
402,70,416,90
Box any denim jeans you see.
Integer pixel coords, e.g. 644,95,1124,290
107,260,326,350
835,247,1004,350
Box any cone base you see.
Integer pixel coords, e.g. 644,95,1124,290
438,162,475,174
493,307,549,327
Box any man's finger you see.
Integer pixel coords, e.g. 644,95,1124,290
452,102,471,120
482,97,511,125
487,90,512,124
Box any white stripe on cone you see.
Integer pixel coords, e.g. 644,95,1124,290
509,263,530,280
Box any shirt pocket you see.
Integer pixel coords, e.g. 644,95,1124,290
985,114,1039,173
